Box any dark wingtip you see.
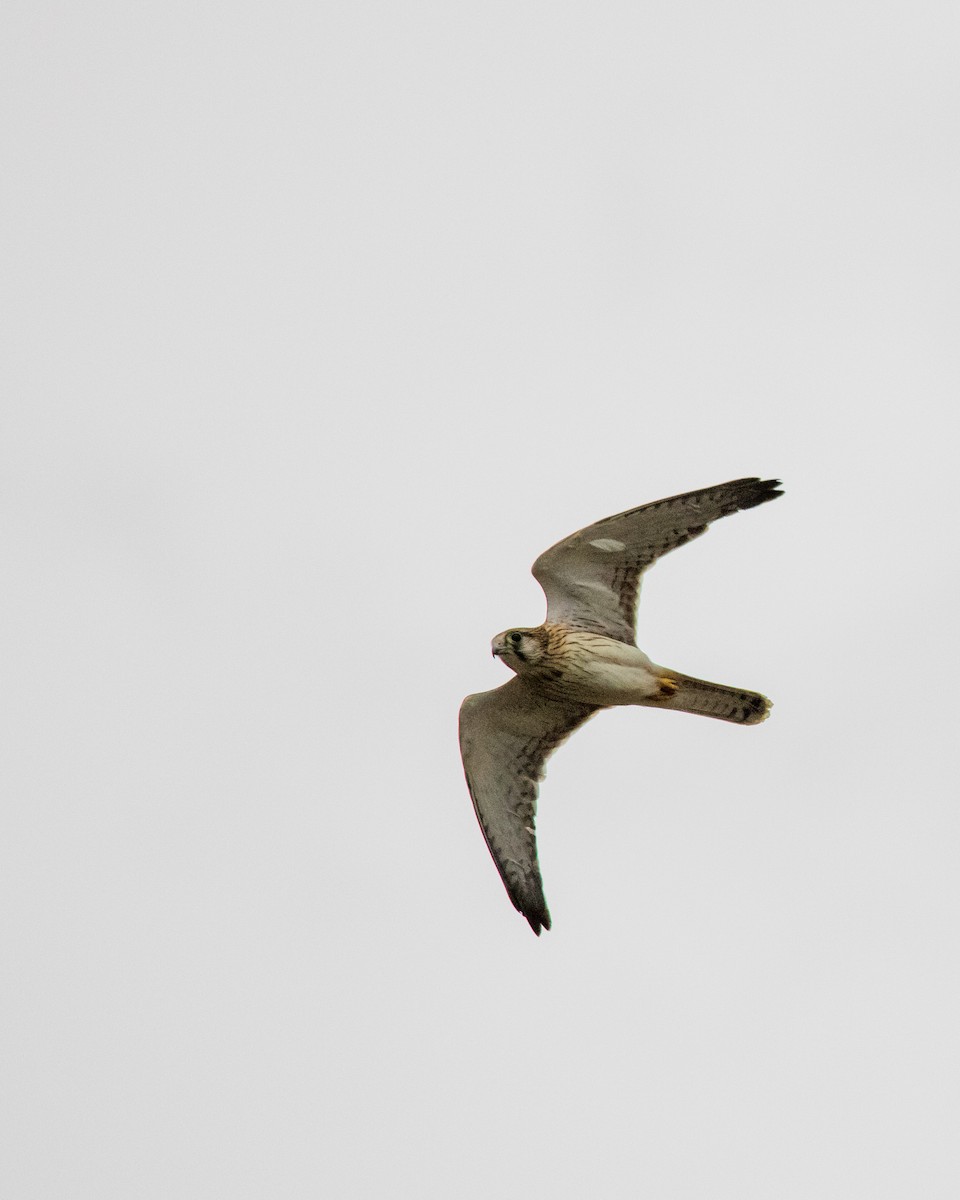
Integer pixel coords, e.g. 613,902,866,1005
525,907,551,936
735,477,783,510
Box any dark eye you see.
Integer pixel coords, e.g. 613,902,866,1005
508,631,522,645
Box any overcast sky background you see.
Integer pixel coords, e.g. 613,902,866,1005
3,1,959,1196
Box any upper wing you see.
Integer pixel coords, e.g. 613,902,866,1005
459,677,598,935
532,477,782,644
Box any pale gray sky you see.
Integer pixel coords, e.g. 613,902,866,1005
2,2,959,1196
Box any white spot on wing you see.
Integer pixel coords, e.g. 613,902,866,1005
589,537,626,552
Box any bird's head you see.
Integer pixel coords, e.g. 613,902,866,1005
491,627,547,673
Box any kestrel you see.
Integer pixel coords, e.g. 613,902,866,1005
459,477,782,935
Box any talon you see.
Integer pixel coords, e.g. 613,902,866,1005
658,676,680,697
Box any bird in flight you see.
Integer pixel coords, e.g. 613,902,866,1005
459,477,782,935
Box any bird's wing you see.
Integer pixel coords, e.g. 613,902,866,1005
531,477,782,644
459,677,598,935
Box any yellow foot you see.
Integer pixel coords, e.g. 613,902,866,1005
657,675,680,697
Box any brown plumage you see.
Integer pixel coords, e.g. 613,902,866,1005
459,477,782,934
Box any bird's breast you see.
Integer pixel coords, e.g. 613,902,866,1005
530,627,663,705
